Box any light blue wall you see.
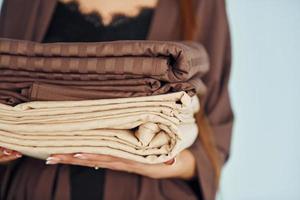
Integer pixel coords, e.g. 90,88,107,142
0,0,299,199
218,0,300,200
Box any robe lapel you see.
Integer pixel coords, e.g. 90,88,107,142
0,0,56,41
147,0,180,41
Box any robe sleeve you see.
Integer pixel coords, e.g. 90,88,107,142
186,0,234,199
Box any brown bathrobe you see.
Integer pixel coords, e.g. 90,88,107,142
0,0,234,200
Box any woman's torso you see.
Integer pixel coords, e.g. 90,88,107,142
43,1,157,200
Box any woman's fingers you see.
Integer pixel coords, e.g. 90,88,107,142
0,147,22,157
47,154,93,167
4,149,21,155
45,152,185,179
72,153,148,173
73,153,139,165
46,154,112,169
47,153,141,173
46,153,178,176
0,148,22,164
73,153,118,162
0,154,21,163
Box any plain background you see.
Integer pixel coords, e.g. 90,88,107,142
218,0,300,200
0,0,299,200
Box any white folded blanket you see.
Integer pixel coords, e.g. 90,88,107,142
0,92,200,163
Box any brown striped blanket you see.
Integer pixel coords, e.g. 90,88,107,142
0,39,209,105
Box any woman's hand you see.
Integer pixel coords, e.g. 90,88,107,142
46,149,197,180
0,147,22,164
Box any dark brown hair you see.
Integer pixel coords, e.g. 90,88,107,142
179,0,221,186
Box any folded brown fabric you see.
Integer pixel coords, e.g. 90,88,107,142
0,39,209,80
0,39,208,105
0,92,199,164
0,74,201,103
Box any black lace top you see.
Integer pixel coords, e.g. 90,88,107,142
43,1,155,200
43,1,154,43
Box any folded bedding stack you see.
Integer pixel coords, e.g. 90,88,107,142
0,38,209,163
0,92,199,163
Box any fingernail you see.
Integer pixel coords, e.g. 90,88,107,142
164,157,176,165
74,154,87,159
46,157,60,165
15,154,22,158
3,149,12,155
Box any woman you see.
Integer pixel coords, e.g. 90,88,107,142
0,0,233,200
